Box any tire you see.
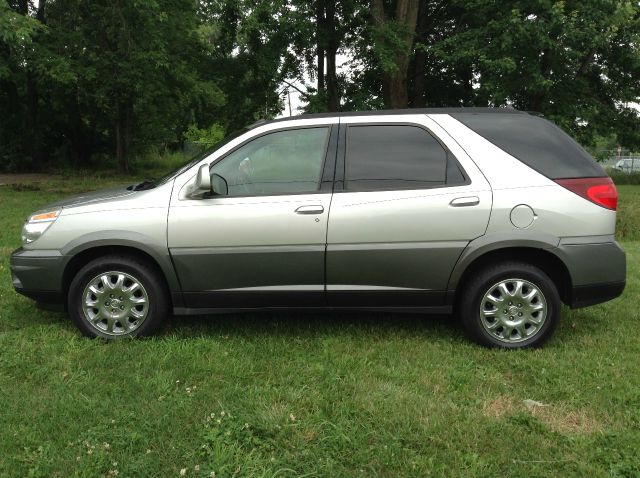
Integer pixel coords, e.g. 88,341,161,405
67,254,169,339
458,261,560,349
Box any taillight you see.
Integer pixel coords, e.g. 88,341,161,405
554,177,618,210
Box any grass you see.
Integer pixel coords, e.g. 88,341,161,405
0,175,639,477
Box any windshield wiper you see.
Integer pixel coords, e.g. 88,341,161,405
127,179,156,191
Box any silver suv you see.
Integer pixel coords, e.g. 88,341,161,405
10,109,626,348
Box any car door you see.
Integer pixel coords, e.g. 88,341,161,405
326,114,492,308
168,122,338,309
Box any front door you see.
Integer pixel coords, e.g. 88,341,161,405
168,124,336,308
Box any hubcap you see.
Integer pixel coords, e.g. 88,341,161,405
479,278,547,344
81,271,149,336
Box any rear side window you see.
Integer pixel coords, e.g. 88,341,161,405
452,113,605,179
345,125,467,191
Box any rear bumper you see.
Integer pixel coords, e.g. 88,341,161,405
559,237,626,308
569,280,625,308
10,248,65,306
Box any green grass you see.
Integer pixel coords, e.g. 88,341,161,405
617,185,640,241
0,177,639,477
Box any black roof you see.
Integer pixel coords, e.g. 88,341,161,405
250,107,529,128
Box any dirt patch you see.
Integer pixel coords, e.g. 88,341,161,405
0,173,53,186
483,395,602,434
483,395,518,420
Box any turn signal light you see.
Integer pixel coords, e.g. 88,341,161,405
30,211,60,222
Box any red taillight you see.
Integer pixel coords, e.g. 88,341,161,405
554,177,618,210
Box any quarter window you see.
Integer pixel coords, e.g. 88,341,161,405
211,127,329,196
345,125,465,191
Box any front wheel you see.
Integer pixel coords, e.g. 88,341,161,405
68,255,169,339
458,261,561,348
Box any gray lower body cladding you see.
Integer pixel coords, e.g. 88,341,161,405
170,241,467,308
10,248,65,304
557,237,626,308
12,237,626,312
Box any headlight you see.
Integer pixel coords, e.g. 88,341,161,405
21,209,61,245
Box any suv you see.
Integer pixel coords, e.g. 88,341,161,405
10,108,626,348
614,158,640,173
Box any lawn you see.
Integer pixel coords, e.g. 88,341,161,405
0,176,639,477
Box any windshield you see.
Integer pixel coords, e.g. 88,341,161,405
154,128,249,186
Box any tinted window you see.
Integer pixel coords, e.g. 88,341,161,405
211,127,329,196
346,125,460,191
452,113,605,179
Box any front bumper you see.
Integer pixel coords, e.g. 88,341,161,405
558,237,626,308
10,248,66,306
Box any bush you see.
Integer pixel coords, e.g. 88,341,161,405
183,123,225,149
608,169,640,185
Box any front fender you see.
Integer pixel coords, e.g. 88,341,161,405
60,230,182,303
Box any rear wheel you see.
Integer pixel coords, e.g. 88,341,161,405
459,261,560,348
68,255,168,339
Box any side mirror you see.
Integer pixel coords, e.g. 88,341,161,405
185,164,211,198
211,173,229,196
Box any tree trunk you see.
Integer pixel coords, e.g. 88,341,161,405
409,0,428,107
25,73,42,167
116,116,124,172
458,64,475,106
372,0,420,109
529,47,551,112
115,101,132,173
36,0,46,21
69,90,89,167
325,1,339,111
19,0,46,168
316,1,325,92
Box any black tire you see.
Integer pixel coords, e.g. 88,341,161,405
67,254,169,339
458,261,560,349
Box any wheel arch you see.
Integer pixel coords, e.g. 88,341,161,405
449,235,573,307
61,236,184,308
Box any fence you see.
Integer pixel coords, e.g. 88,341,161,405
601,155,640,172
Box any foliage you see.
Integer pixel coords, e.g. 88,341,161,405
183,123,225,149
429,0,640,146
1,0,639,170
0,0,287,172
196,0,295,132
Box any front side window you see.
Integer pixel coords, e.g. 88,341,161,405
210,127,330,196
345,125,465,191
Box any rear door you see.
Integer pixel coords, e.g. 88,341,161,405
326,114,491,307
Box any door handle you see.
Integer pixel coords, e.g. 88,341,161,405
449,196,480,207
295,205,325,215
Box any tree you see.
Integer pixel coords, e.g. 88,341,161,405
288,0,362,113
197,0,294,130
0,1,44,169
1,0,225,171
433,0,640,146
371,0,420,108
1,0,639,171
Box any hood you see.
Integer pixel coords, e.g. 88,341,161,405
43,186,136,210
